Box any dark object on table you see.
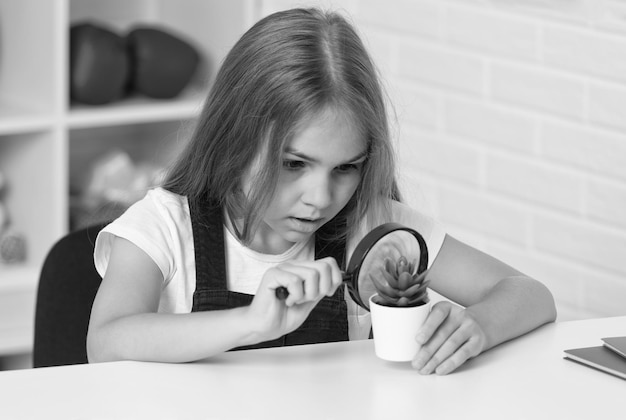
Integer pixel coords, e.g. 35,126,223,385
70,23,130,105
126,26,200,99
564,345,626,380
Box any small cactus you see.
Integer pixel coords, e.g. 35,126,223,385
370,256,429,307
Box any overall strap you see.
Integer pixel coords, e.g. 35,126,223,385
189,198,228,311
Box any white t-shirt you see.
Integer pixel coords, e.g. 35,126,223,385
94,187,446,340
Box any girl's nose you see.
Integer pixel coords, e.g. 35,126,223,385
301,173,333,209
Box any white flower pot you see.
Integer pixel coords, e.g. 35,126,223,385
369,294,431,362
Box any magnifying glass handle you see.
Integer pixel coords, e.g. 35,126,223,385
275,272,350,300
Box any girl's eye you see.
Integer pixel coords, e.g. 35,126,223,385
335,163,360,173
282,160,305,171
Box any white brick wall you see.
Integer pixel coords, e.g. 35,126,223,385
259,0,626,321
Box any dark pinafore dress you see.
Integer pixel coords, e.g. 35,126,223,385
189,199,349,350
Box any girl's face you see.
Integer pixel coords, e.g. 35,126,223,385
243,108,366,254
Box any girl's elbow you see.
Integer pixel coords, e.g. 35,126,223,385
532,279,558,323
86,327,119,363
86,329,105,363
546,286,558,322
503,275,557,324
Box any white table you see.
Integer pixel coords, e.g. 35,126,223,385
0,316,625,420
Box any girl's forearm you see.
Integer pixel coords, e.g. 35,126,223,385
465,276,557,351
87,307,264,363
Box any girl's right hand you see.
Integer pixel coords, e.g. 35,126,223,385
246,257,343,342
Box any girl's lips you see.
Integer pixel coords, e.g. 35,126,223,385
288,217,323,233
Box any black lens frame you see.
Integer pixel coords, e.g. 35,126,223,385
275,223,428,312
342,223,428,311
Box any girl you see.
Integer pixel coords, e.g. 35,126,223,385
87,8,556,375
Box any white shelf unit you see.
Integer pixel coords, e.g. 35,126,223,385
0,0,254,357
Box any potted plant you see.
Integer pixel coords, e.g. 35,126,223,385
369,255,431,362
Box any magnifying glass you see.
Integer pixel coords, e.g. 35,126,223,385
275,223,428,311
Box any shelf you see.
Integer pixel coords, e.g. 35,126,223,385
0,102,56,136
0,328,33,356
67,88,207,129
0,266,38,356
0,266,39,293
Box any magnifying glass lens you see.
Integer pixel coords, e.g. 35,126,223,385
351,229,425,311
275,223,428,313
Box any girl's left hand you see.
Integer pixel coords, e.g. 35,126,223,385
411,301,488,375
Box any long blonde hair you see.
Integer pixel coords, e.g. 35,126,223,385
163,8,400,244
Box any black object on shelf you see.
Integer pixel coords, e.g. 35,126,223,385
126,26,200,99
70,22,130,105
70,21,201,105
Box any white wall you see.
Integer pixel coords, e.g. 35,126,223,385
258,0,626,321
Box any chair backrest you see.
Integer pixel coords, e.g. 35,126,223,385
33,223,107,368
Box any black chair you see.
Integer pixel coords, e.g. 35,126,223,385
33,223,107,368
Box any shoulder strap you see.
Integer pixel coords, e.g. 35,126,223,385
189,198,228,291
